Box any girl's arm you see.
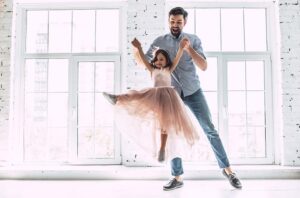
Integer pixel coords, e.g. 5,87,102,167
169,37,186,72
131,38,153,72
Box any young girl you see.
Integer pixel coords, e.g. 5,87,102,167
103,38,199,162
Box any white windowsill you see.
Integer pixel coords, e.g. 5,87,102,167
0,165,299,180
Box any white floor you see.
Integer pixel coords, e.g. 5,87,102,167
1,179,300,198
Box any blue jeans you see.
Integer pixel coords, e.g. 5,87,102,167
171,89,230,176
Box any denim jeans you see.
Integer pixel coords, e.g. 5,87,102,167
171,89,230,176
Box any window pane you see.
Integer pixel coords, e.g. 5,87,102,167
48,93,68,127
24,127,48,161
246,127,266,157
196,9,220,51
24,93,48,161
244,9,267,51
78,128,94,158
228,91,246,126
203,92,218,129
47,128,68,160
26,11,48,53
247,91,265,126
197,57,217,91
48,59,69,92
72,10,95,52
95,93,114,127
96,10,119,52
228,126,246,158
95,62,115,92
49,10,72,53
227,61,245,90
25,59,48,92
184,9,195,34
246,61,265,90
221,9,244,51
78,62,95,92
78,93,94,127
94,127,114,158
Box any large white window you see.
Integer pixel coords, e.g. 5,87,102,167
168,3,275,164
13,4,124,165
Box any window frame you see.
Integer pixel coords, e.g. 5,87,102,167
12,2,126,165
166,1,278,164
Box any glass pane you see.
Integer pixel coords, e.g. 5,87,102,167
49,10,72,53
78,62,95,92
72,10,95,52
196,9,220,51
247,91,265,126
197,57,217,91
244,9,267,51
48,93,68,127
228,91,246,126
221,9,244,51
78,128,94,158
26,11,48,53
95,62,115,92
227,61,245,91
25,59,48,92
246,127,266,157
24,93,48,161
184,9,195,34
95,93,114,127
203,92,218,129
24,127,48,161
228,126,246,158
78,93,94,127
47,128,68,160
246,61,265,90
96,10,119,52
24,93,48,126
48,59,69,92
94,127,114,158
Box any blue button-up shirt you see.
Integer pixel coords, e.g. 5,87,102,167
145,32,206,97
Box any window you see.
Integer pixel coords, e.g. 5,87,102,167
173,4,274,164
13,5,123,164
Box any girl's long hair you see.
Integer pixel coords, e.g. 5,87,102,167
150,49,173,69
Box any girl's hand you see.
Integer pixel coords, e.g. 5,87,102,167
131,38,141,49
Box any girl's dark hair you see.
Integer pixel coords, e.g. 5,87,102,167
169,7,188,20
150,49,173,69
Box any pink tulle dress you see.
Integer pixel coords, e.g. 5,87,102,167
113,68,200,160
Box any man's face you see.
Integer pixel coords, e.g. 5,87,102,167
168,14,186,38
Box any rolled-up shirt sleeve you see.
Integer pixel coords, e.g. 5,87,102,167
193,37,206,60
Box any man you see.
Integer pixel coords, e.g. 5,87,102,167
144,7,242,190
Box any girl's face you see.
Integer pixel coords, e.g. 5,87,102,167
154,53,167,68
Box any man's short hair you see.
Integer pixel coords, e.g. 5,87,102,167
169,7,188,20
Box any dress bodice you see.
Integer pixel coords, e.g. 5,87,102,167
152,68,171,87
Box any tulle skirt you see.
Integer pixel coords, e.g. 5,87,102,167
113,86,201,160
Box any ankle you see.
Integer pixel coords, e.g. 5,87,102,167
175,176,182,181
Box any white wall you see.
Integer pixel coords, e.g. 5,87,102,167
279,0,300,166
0,0,13,162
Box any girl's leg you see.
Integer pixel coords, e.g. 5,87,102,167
158,130,168,162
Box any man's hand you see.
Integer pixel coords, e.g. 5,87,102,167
180,37,190,51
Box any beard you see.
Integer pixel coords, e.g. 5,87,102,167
170,27,182,38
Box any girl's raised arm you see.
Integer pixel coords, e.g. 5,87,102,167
169,37,187,72
132,38,153,72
